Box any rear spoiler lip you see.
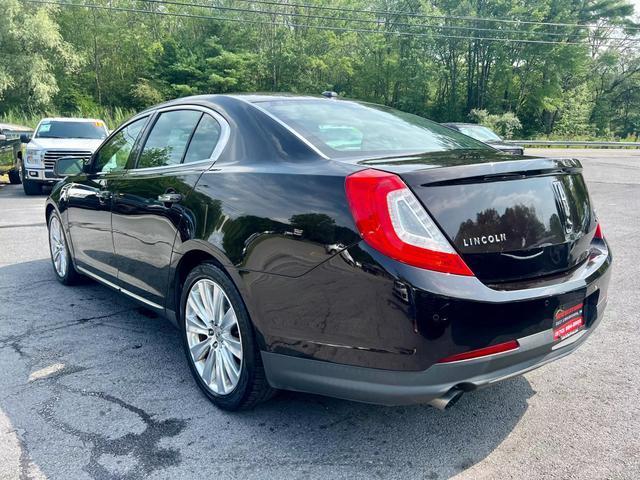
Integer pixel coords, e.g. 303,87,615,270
397,157,583,187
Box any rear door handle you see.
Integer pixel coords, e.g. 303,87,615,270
157,193,182,204
97,190,112,201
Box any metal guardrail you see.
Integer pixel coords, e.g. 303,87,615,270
505,140,640,148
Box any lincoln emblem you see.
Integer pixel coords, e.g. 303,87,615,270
463,233,507,247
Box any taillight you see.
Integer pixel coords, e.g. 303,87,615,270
345,169,473,276
594,223,603,240
437,340,520,363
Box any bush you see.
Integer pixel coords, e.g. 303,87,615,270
468,109,522,139
130,78,165,109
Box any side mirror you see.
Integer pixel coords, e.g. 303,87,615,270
54,157,84,178
20,134,31,143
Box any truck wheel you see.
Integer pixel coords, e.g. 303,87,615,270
8,169,21,185
23,178,42,195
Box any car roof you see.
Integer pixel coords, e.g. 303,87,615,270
442,123,485,127
227,93,328,103
142,93,346,110
134,93,352,119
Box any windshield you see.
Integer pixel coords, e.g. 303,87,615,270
457,125,502,142
258,100,493,158
35,120,108,140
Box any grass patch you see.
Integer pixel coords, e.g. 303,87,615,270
0,106,138,130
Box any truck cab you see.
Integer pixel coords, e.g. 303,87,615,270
0,123,33,184
21,117,108,194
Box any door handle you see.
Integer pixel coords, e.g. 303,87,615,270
157,193,182,204
97,190,112,201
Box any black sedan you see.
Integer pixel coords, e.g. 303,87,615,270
442,122,524,155
46,94,611,411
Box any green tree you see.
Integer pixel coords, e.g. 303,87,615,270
0,1,79,111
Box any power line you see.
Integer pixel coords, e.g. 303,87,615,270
136,0,637,42
24,0,640,47
233,0,640,33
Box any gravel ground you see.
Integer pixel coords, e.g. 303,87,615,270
0,149,638,480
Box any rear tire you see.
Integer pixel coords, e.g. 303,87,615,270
179,262,275,411
8,169,21,184
23,178,42,195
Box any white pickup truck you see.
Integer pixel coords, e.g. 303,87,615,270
21,117,109,195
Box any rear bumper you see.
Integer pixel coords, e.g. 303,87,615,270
262,296,607,406
254,236,611,373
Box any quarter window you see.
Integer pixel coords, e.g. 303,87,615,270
137,110,202,168
93,117,147,174
183,114,222,164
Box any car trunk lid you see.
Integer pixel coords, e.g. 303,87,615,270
353,152,596,283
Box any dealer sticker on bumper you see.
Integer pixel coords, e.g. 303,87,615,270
553,302,585,341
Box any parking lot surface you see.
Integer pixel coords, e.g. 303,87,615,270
0,149,639,479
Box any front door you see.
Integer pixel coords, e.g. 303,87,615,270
66,116,148,283
110,107,225,308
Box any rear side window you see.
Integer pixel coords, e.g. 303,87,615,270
183,114,222,164
137,110,202,168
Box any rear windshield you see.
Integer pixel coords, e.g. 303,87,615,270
35,120,108,140
258,99,492,158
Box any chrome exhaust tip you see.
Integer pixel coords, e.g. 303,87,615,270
428,388,464,411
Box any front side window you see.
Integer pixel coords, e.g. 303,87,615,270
35,120,108,140
93,117,147,174
259,100,492,158
137,110,202,168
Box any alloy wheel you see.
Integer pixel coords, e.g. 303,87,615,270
49,215,68,278
185,279,243,395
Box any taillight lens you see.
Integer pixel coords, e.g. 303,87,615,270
345,169,473,276
437,340,520,363
594,223,603,240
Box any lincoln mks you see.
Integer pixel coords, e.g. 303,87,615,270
45,94,611,410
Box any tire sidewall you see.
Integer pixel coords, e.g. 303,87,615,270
8,169,21,184
179,262,259,410
47,211,74,285
23,178,42,195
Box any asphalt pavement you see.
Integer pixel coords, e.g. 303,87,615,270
0,149,638,479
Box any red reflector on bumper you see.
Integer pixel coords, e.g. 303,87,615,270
437,340,520,363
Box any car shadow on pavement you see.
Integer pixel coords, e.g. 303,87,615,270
0,259,534,479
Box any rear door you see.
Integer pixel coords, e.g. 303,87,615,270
110,106,227,308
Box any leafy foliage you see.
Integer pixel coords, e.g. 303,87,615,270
469,109,523,139
0,0,639,139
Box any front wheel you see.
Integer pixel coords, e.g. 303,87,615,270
180,262,274,410
23,178,42,195
8,169,21,184
48,212,82,285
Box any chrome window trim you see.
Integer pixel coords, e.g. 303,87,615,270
234,97,330,160
129,105,231,174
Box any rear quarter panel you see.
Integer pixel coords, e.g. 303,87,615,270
180,162,359,276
